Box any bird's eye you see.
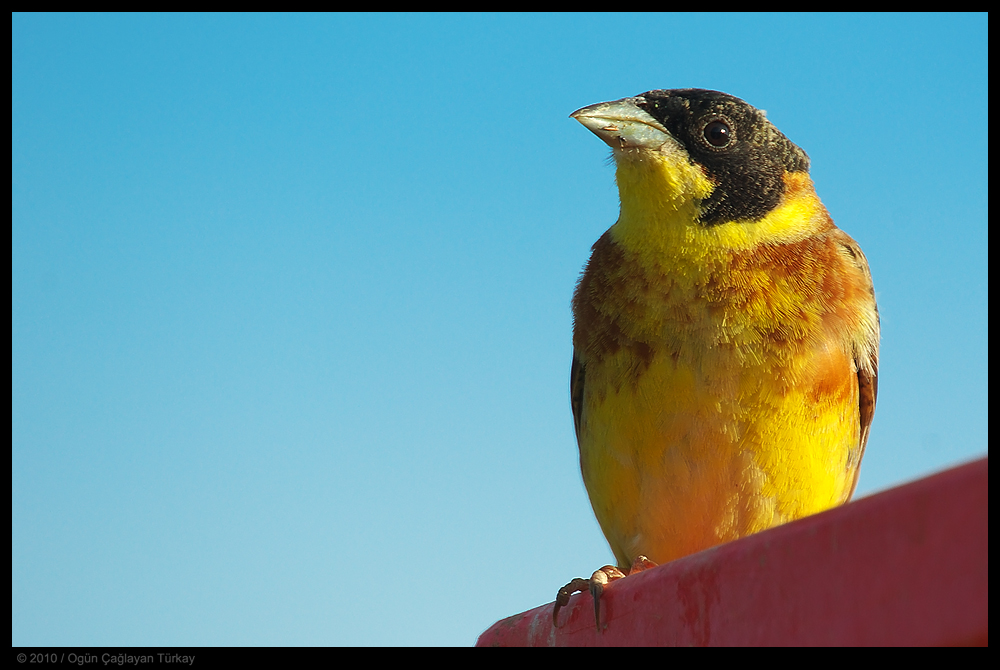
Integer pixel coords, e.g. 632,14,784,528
704,120,732,147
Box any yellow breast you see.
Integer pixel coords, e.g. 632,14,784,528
572,171,878,569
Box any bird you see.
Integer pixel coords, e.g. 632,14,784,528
553,89,879,630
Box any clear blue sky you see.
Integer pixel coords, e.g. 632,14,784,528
13,13,987,646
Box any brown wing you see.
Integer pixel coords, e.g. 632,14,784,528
570,351,585,445
835,233,880,499
853,360,878,496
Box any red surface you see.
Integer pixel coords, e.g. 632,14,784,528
477,457,988,646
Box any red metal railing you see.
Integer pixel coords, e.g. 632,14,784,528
477,457,987,646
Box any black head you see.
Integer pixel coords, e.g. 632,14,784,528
635,89,810,225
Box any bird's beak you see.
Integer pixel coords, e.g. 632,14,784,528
571,97,675,151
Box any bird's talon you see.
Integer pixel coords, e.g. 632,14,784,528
552,577,590,627
590,580,604,631
629,555,657,575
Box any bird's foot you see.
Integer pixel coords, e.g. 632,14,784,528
552,556,657,631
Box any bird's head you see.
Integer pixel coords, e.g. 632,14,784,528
572,89,817,256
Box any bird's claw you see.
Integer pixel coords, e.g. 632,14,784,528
553,577,590,626
552,565,628,631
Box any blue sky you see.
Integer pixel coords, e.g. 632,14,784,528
12,13,987,646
